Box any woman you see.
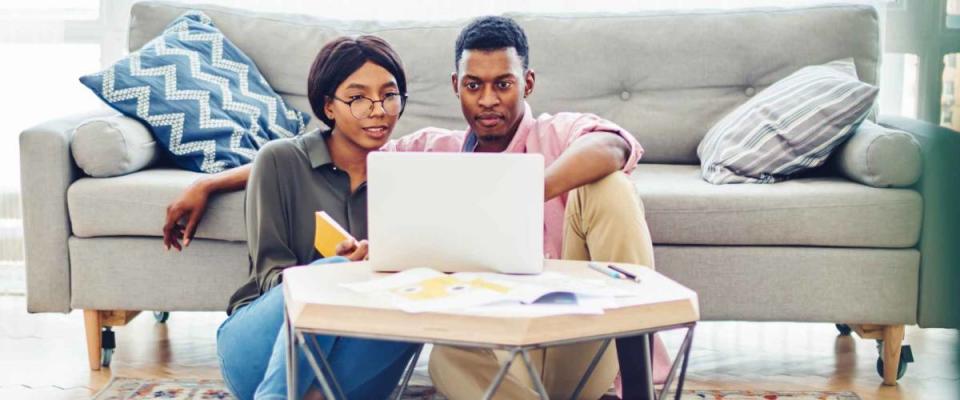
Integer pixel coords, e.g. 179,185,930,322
216,36,418,400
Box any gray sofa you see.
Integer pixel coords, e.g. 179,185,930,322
19,1,960,385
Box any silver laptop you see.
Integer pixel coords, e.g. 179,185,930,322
367,151,544,274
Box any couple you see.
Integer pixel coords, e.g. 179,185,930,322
166,16,667,400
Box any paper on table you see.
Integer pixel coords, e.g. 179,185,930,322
458,295,617,317
341,268,515,313
340,268,626,313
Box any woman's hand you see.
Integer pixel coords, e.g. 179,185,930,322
163,179,211,251
335,239,369,261
161,164,253,251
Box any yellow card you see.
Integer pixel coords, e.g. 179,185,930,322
314,211,355,257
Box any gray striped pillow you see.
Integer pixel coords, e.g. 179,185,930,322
697,59,878,184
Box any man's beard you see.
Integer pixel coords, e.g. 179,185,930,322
476,131,509,143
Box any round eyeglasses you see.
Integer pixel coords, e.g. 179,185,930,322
330,93,406,120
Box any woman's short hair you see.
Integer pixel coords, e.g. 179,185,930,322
307,35,407,128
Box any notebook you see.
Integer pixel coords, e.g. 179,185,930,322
314,211,355,257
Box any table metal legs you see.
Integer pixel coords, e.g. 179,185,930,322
521,349,551,399
569,337,613,400
285,310,297,400
391,344,424,400
288,328,423,400
481,348,520,400
657,326,695,400
286,322,696,400
297,331,346,400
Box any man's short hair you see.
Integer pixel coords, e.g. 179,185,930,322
454,16,529,71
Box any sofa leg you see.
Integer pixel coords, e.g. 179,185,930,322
881,325,905,386
83,309,102,371
82,309,142,370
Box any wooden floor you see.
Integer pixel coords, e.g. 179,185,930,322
0,295,956,399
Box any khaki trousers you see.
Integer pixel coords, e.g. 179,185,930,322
429,172,659,400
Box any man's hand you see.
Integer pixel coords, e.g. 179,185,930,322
335,239,369,261
163,180,211,251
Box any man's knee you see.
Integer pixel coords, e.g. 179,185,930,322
574,171,644,216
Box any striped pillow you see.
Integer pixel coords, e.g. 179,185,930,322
697,59,878,184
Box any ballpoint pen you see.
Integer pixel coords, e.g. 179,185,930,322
607,264,642,283
588,262,625,279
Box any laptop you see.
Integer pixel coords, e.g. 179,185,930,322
367,151,544,274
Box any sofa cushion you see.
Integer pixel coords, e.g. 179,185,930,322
68,169,246,241
69,164,922,249
71,114,160,177
833,119,922,188
697,59,878,184
80,11,310,174
632,164,922,248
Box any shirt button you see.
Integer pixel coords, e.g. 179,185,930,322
744,86,756,97
620,91,631,101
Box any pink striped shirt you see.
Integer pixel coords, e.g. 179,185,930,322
382,102,643,259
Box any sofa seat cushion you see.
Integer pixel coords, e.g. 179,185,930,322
632,164,922,248
68,169,246,241
68,165,923,248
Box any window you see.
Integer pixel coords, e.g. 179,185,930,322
947,0,960,29
944,53,960,130
0,1,101,295
879,53,920,119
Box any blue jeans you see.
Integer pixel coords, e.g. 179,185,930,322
217,257,420,400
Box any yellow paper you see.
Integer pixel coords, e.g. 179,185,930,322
390,276,511,301
314,211,354,257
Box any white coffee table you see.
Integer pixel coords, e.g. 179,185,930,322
283,259,700,400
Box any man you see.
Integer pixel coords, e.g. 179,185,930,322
163,16,669,399
373,16,670,400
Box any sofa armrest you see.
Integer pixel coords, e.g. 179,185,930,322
879,115,960,329
19,110,112,313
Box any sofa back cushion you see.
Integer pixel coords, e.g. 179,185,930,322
129,2,879,164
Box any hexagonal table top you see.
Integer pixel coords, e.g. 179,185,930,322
284,260,699,348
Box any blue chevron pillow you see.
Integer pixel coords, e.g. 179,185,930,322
79,11,309,173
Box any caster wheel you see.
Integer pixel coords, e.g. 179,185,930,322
154,311,170,323
101,327,116,367
875,342,914,381
876,355,908,380
836,324,852,336
101,348,114,367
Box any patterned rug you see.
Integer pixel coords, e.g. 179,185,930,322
92,377,861,399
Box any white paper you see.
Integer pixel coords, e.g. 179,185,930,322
339,268,642,314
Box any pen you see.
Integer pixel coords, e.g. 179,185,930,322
588,262,625,279
607,264,641,282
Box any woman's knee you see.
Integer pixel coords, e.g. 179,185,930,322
215,287,288,399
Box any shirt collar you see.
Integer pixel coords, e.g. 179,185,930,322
463,101,535,153
303,129,334,168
